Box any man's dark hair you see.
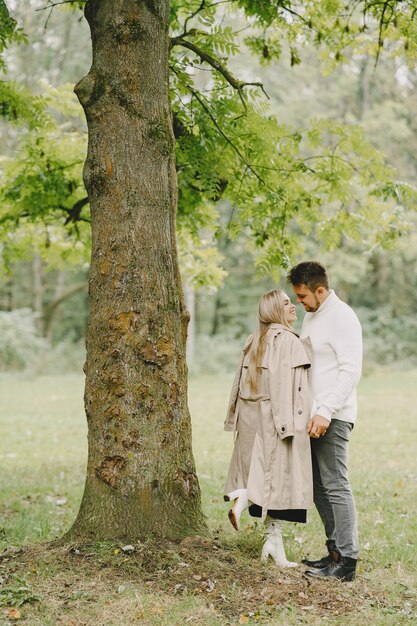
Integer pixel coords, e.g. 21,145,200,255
287,261,329,291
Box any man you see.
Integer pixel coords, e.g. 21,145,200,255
287,261,362,581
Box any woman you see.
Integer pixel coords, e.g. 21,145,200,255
224,289,313,567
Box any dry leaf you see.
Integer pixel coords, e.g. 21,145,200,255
239,616,249,624
5,608,21,620
121,545,135,553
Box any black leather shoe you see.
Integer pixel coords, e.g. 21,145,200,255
305,556,357,582
301,540,338,569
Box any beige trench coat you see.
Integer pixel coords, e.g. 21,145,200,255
224,324,313,518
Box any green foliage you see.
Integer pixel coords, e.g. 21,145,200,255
0,0,27,69
2,0,417,283
0,0,47,128
0,308,47,370
0,575,41,607
0,307,85,372
194,231,272,338
170,1,417,279
358,307,417,367
0,79,45,128
0,83,90,270
178,229,227,289
174,47,416,273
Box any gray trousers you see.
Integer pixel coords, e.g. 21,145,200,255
311,418,359,558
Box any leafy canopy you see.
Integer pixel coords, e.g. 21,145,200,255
1,0,417,281
170,0,417,277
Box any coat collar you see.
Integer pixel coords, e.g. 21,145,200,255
268,323,298,336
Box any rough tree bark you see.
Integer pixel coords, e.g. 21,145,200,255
68,0,206,540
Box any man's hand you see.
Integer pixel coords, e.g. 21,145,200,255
307,414,330,438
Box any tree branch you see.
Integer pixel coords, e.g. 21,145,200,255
170,36,269,99
35,0,86,10
182,0,206,37
46,160,84,173
185,84,275,193
62,196,90,224
42,281,88,336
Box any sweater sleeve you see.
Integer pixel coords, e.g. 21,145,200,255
316,312,362,421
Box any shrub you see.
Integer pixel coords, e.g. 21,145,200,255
0,309,85,373
189,332,244,376
357,307,417,368
0,308,47,371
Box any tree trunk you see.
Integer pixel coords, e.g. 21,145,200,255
357,56,370,122
43,280,87,341
32,253,43,334
69,0,205,541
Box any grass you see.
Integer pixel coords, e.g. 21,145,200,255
0,369,416,625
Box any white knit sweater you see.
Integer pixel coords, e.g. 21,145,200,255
301,290,362,424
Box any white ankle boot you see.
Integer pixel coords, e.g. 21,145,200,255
261,520,297,567
224,488,248,531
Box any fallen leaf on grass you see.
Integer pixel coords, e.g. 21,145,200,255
121,545,135,553
239,616,249,624
4,607,21,620
180,536,211,548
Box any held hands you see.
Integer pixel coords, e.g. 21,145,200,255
307,414,330,438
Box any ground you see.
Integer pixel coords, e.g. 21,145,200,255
0,534,410,625
0,370,416,624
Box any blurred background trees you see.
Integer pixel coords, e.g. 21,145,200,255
1,0,417,375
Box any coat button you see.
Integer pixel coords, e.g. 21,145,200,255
281,426,286,432
298,410,302,414
298,387,301,391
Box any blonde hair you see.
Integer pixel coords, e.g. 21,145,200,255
246,289,293,393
